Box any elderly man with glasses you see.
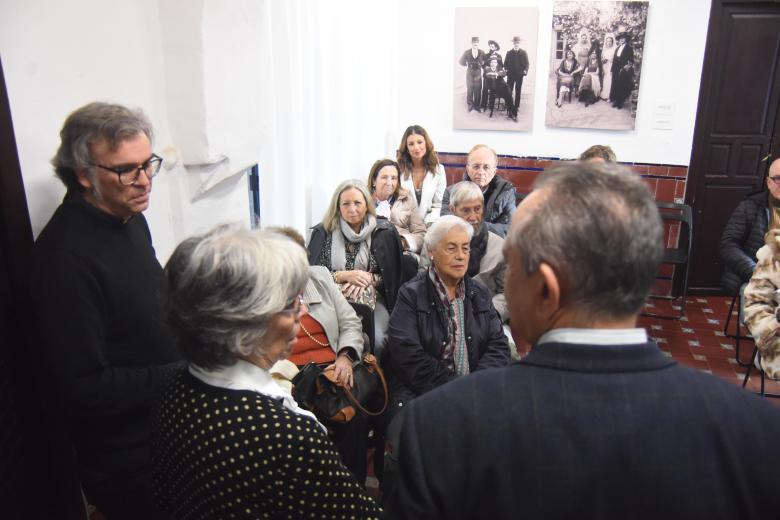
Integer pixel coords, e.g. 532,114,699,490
720,158,780,296
441,144,516,237
30,102,182,520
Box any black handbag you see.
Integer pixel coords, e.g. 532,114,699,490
291,353,388,423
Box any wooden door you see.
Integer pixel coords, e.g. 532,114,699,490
686,0,780,294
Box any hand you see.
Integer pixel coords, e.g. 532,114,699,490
341,282,366,301
327,354,354,387
337,270,372,288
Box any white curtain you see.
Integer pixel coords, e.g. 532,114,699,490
254,0,401,237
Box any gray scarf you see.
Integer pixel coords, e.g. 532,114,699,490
331,215,377,271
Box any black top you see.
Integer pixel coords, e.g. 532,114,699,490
720,191,769,294
385,339,780,519
153,369,380,520
30,192,182,478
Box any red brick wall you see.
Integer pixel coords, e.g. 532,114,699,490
439,152,689,299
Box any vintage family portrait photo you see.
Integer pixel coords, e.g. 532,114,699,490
453,7,539,132
545,1,649,131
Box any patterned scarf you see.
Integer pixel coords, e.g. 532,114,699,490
331,214,377,271
428,265,469,376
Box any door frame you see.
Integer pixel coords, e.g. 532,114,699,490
0,56,86,520
685,0,780,295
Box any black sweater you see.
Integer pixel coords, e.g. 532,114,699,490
30,192,181,478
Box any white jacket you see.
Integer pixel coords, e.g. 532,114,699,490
400,163,447,225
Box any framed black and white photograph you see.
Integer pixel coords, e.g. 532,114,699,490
545,1,649,131
453,6,539,132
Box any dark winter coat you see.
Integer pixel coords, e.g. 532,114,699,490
384,272,509,414
720,191,769,294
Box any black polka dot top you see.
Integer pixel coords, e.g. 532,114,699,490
152,369,381,519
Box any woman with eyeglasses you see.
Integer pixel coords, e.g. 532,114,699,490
383,215,510,425
397,125,447,226
153,225,380,519
270,226,370,485
307,180,404,355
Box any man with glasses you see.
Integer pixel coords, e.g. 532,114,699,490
441,144,517,237
720,158,780,296
30,102,182,520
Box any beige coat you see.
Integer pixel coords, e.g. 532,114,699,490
743,229,780,379
473,231,508,322
304,266,364,357
389,188,427,253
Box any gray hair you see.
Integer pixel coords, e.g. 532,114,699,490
321,179,376,233
52,102,154,192
449,181,484,209
165,224,309,369
424,214,474,254
467,143,498,166
506,162,662,318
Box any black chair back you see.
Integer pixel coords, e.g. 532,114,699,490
349,302,375,354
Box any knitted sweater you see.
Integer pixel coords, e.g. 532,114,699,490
30,192,181,477
153,369,381,519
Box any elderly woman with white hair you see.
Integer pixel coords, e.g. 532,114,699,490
153,225,380,519
384,215,510,419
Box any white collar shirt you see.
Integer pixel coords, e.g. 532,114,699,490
537,327,647,346
189,359,327,433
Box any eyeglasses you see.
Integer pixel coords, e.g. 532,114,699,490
91,154,163,186
280,293,305,315
769,176,780,184
468,163,496,173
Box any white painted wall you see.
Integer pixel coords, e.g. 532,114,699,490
0,0,253,262
1,0,710,263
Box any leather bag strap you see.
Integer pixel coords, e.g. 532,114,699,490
341,354,388,417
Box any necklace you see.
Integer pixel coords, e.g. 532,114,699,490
299,320,330,347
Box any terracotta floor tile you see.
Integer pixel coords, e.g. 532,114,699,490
642,296,780,402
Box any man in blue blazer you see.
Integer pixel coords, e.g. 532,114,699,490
384,162,780,519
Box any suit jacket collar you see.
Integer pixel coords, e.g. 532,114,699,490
521,341,675,373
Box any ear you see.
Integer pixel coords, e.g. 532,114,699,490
536,262,562,320
75,168,93,191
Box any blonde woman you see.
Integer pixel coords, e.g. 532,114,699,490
307,179,404,352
